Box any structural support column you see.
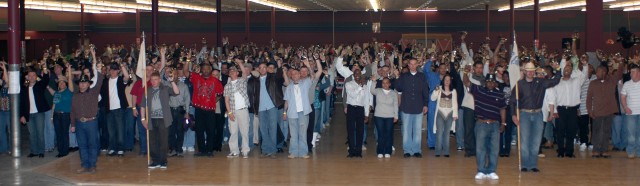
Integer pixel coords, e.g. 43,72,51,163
585,0,603,52
245,0,250,42
81,4,85,45
136,9,141,44
533,0,540,50
151,0,159,46
8,0,22,158
509,0,515,42
271,7,275,41
485,4,490,37
216,0,222,55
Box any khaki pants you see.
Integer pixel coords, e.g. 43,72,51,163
229,109,250,155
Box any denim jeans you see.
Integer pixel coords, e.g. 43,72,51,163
500,117,514,156
314,106,323,132
76,119,99,169
44,110,55,151
277,108,288,149
625,114,640,156
183,129,196,148
374,117,394,155
543,121,555,143
0,111,9,153
53,112,70,155
401,112,423,154
169,107,186,153
28,112,46,154
475,121,500,174
107,108,125,151
136,106,147,154
519,111,544,169
288,112,309,157
259,107,278,155
455,108,465,149
612,115,627,149
123,108,135,150
463,107,476,155
426,101,437,148
69,125,78,148
435,111,453,156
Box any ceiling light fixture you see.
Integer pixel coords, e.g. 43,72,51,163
137,0,217,12
404,8,438,12
80,0,178,13
369,0,379,12
623,5,640,11
245,0,296,12
610,1,640,8
540,1,585,11
498,0,555,12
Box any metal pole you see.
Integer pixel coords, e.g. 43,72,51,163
510,0,515,44
8,0,22,158
534,0,540,50
332,11,335,46
136,9,141,44
151,0,159,46
216,0,222,56
271,7,275,41
424,11,427,45
486,4,490,37
245,0,250,42
81,4,85,45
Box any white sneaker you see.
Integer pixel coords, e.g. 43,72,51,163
588,145,593,151
182,147,187,152
474,172,486,180
362,145,367,150
384,154,391,158
487,173,499,180
227,153,239,158
579,143,587,152
377,154,383,158
187,147,195,152
242,153,249,159
392,146,395,151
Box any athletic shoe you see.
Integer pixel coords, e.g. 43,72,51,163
487,173,499,180
160,163,167,169
148,163,160,169
227,153,239,158
384,154,391,158
377,154,383,159
474,172,486,180
579,143,587,152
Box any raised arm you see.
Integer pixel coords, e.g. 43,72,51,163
159,46,167,72
334,50,353,78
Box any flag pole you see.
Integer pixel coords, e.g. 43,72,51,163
512,30,522,172
141,32,150,166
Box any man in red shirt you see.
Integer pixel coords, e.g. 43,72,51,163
130,64,153,155
185,61,223,157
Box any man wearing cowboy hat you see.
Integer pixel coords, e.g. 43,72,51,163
71,71,105,174
510,62,561,173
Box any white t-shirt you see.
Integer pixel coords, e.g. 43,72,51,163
29,86,38,114
294,84,304,113
109,77,121,110
622,80,640,115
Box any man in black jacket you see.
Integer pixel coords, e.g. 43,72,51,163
20,67,51,158
100,62,131,156
247,62,285,157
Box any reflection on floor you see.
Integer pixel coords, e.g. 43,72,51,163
3,105,640,185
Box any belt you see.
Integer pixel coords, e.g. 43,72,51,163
78,117,96,122
521,109,541,113
477,119,498,124
170,107,185,110
54,111,68,114
557,105,579,109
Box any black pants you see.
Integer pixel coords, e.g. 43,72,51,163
53,112,70,156
463,107,476,155
169,107,185,153
577,115,591,144
97,107,109,150
499,109,514,156
555,105,579,155
307,105,315,152
346,105,364,156
212,113,225,151
195,108,216,154
149,118,168,164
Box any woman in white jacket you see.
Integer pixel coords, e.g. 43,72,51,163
431,74,458,157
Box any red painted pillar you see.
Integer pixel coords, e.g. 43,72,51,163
585,0,603,52
81,4,85,45
485,4,490,37
245,0,250,42
271,7,275,41
534,0,540,49
136,9,141,44
216,0,222,55
151,0,159,46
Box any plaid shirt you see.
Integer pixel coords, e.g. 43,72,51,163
223,76,249,111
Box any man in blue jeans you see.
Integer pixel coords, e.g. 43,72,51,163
464,73,506,180
621,64,640,159
71,73,104,174
395,58,429,158
247,62,285,158
510,62,561,173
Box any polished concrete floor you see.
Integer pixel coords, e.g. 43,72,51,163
2,105,640,185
